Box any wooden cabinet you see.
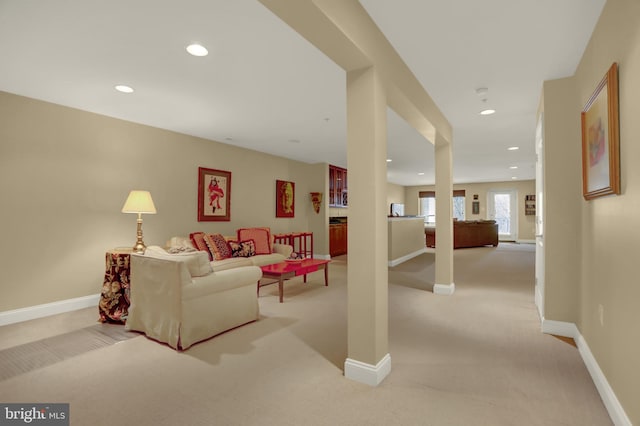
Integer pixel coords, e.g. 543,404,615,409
329,223,347,256
329,165,347,207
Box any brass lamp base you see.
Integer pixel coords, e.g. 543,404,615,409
132,216,147,254
132,241,147,254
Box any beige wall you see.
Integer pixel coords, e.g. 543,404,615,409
308,163,330,258
386,182,405,212
542,0,640,422
387,217,424,262
577,0,640,420
0,91,323,312
540,78,582,323
404,180,536,241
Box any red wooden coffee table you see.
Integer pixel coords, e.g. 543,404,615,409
259,259,330,302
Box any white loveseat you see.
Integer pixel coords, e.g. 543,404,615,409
125,230,293,350
126,250,262,350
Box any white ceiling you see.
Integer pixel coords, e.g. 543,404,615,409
0,0,605,186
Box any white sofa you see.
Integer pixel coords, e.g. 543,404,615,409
208,242,292,272
168,235,293,272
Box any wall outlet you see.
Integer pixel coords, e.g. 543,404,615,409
598,304,604,326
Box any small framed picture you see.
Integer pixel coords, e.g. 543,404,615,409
198,167,231,221
276,180,295,218
581,62,620,200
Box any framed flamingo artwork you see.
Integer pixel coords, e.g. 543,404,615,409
198,167,231,221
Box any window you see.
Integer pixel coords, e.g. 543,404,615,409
419,190,465,223
453,195,465,221
487,190,517,240
420,196,436,224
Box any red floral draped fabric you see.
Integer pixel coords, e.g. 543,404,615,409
98,251,131,324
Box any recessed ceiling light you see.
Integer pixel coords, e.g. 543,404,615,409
475,88,495,115
509,166,518,169
418,172,425,176
186,43,208,57
507,146,520,151
386,159,392,162
475,87,489,97
115,85,134,93
512,177,518,180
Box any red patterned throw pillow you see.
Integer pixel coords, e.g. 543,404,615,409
237,227,272,255
228,240,256,258
203,233,232,260
189,232,212,260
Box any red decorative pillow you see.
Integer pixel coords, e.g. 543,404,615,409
228,240,256,258
203,233,232,260
237,227,271,255
189,232,212,260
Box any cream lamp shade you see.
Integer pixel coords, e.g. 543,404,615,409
122,190,157,214
122,190,156,253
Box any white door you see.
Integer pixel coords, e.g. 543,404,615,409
487,190,517,241
535,114,545,318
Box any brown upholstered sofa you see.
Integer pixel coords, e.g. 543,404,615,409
425,220,499,249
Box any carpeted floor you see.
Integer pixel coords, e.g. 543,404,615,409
0,323,137,381
0,243,612,425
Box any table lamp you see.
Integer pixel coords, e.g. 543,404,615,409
121,190,157,253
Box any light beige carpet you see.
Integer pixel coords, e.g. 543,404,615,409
0,243,612,425
0,323,136,381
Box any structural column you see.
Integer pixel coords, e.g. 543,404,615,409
434,132,455,295
344,66,390,386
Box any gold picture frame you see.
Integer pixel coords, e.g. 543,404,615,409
275,180,295,218
581,62,620,200
198,167,231,221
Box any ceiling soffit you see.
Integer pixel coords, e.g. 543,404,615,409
259,0,450,146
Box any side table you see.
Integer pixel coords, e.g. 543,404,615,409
273,232,313,258
98,248,133,324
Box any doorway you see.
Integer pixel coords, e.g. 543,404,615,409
487,190,518,241
534,114,545,318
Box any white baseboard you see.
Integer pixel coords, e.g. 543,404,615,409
344,353,391,386
540,319,578,337
388,248,427,267
541,319,631,426
516,239,536,244
314,254,332,260
534,285,543,320
0,294,100,327
433,282,455,296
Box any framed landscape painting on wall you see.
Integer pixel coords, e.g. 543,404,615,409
198,167,231,221
581,62,620,200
